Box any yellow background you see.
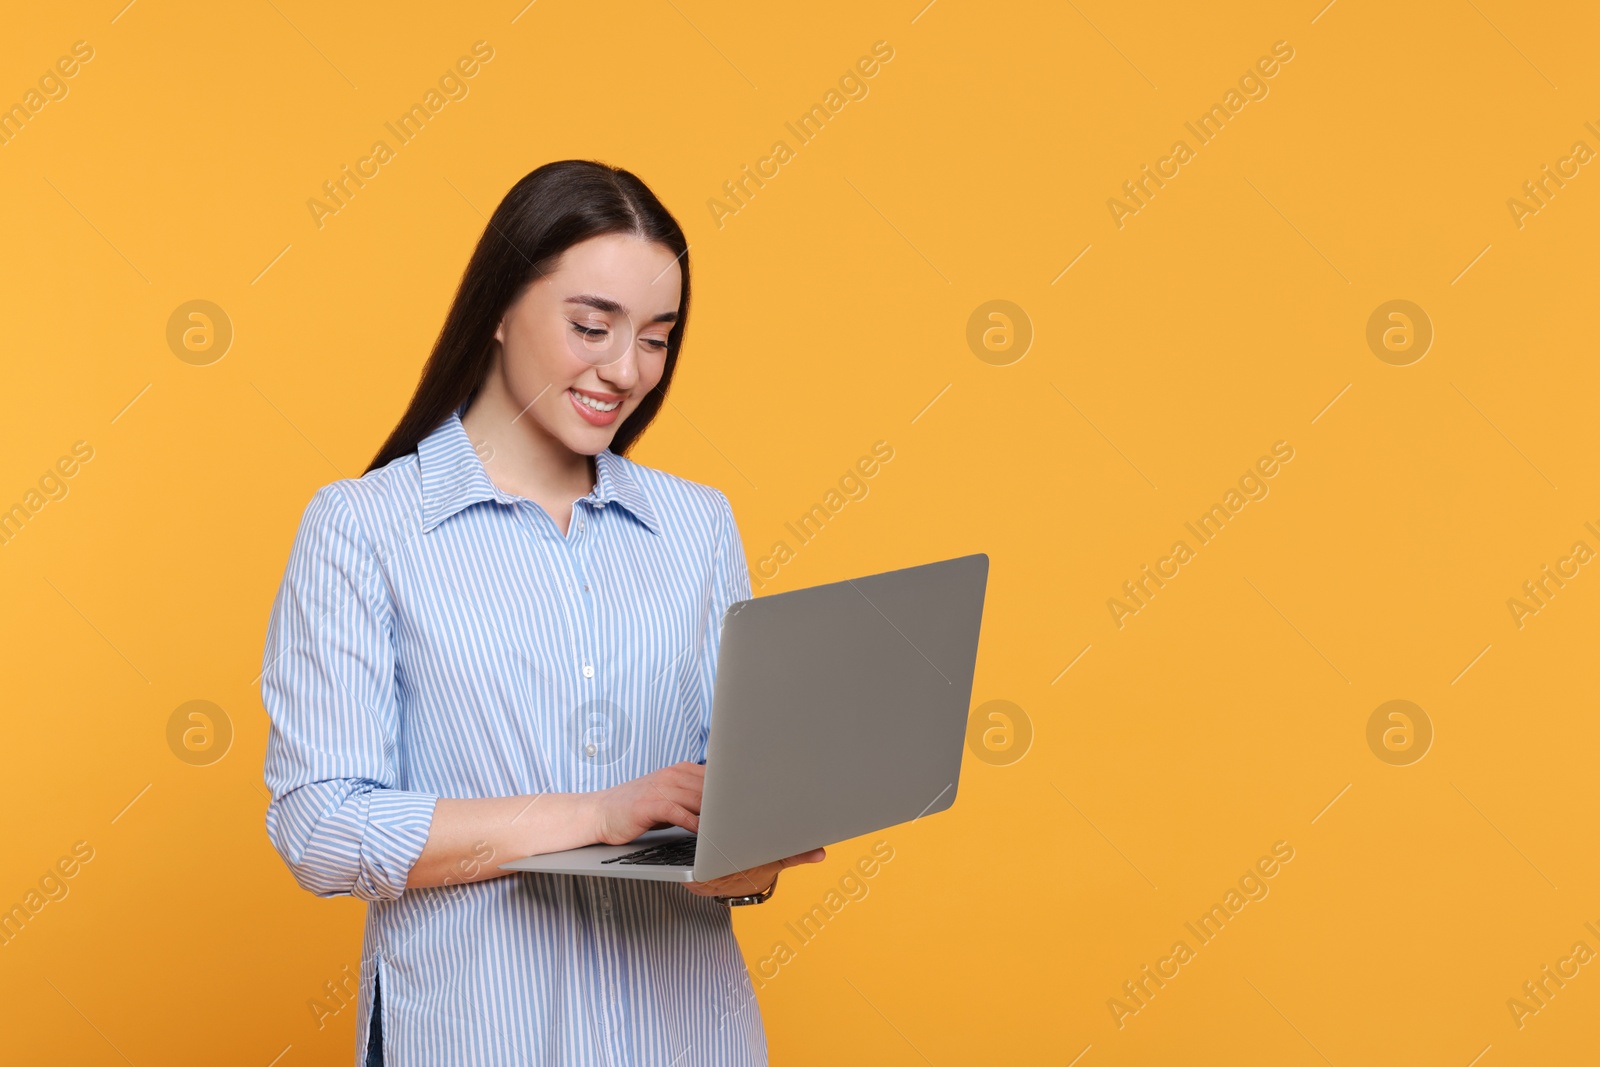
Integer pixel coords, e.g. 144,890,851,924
2,0,1597,1063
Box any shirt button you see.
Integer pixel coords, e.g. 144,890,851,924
582,664,594,678
584,742,598,757
577,520,585,533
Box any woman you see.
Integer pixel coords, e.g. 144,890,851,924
261,159,824,1066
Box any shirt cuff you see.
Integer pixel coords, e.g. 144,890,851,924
355,789,439,901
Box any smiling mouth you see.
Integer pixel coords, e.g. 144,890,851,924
569,388,622,412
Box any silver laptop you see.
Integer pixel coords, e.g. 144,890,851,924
499,552,989,883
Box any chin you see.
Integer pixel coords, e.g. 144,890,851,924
557,427,616,456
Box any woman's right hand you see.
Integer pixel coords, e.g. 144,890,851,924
587,760,706,845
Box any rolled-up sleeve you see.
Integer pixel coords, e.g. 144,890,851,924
696,490,753,742
261,482,438,901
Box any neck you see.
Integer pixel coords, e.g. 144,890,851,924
461,375,596,503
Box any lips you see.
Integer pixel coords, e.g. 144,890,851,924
568,387,624,426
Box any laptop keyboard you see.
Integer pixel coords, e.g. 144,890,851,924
600,836,698,866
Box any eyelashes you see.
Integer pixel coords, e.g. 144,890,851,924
569,322,669,350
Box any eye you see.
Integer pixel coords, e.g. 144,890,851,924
643,337,669,351
570,322,607,338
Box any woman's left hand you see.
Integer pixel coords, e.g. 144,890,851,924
682,846,826,899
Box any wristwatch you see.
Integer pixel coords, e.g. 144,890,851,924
715,872,779,907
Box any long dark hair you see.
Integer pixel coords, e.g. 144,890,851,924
365,160,690,475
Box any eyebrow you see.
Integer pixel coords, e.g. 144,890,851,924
564,294,679,324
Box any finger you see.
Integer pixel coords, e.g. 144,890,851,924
645,780,699,816
644,764,699,802
777,847,826,868
673,782,703,815
675,765,706,802
649,779,702,817
648,799,699,833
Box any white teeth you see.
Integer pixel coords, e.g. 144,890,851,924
571,390,620,412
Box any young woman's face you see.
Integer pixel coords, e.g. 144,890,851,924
492,231,683,454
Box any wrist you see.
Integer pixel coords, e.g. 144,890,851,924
716,871,780,906
573,788,607,847
506,791,604,858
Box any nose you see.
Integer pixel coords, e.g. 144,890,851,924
595,330,641,390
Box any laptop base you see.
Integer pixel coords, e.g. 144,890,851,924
498,826,699,882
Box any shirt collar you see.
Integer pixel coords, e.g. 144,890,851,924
416,402,661,535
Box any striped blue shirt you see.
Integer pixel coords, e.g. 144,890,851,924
261,403,765,1066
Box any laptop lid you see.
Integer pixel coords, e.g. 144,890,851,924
690,553,989,881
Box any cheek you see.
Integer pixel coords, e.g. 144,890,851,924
506,320,578,389
643,348,669,386
505,352,555,406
